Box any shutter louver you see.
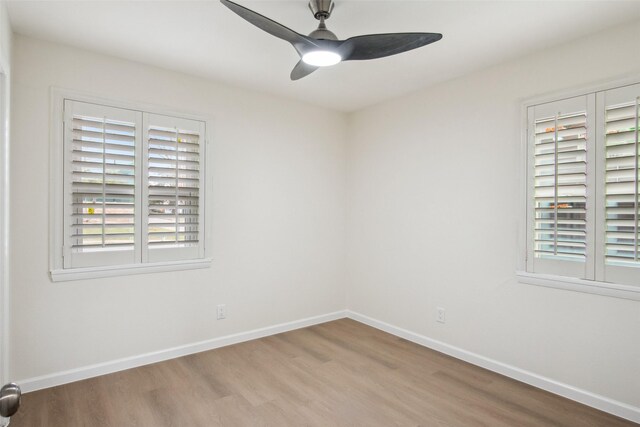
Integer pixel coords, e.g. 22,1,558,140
146,121,201,252
604,98,640,266
70,116,136,251
533,112,588,261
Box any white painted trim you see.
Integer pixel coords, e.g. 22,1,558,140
0,71,7,388
517,101,528,273
50,87,210,124
49,87,64,274
17,310,347,393
520,73,640,109
50,258,213,282
346,310,640,424
516,271,640,301
0,3,11,386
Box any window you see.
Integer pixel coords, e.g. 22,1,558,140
520,82,640,300
51,92,210,281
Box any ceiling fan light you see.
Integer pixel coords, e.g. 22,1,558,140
302,50,342,67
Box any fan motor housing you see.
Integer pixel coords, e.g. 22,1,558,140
309,0,334,20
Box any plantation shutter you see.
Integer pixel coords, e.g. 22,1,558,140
63,100,142,268
143,113,205,263
597,83,640,285
527,95,595,279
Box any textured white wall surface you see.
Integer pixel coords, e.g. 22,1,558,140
346,20,640,408
10,35,347,381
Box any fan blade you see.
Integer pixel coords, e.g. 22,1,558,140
290,60,319,81
220,0,316,50
338,33,442,61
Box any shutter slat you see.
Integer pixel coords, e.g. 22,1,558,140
148,147,199,161
72,170,134,179
73,118,134,134
73,150,134,164
148,158,199,168
72,242,134,249
72,161,135,172
73,139,135,153
73,129,135,144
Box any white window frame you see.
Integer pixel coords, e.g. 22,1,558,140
517,76,640,301
49,88,212,282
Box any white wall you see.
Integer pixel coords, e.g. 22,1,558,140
347,20,640,409
10,35,347,381
0,0,11,386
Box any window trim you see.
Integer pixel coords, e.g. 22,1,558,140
515,271,640,301
518,74,640,301
50,258,212,282
49,88,212,281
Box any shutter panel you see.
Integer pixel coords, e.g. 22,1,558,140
533,112,587,259
143,113,205,263
63,100,142,268
527,95,595,278
598,83,640,286
604,101,638,263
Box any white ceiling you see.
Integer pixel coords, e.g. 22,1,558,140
7,0,640,112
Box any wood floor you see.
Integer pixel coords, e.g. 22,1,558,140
11,319,636,426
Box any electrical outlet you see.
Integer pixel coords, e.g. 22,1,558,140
217,304,227,320
436,307,446,323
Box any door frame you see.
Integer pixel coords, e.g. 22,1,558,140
0,52,10,388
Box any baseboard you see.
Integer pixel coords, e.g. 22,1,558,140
18,310,347,393
346,310,640,424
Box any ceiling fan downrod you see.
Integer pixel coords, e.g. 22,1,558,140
308,0,334,20
307,0,338,40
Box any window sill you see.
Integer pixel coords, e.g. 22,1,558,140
50,258,212,282
516,271,640,301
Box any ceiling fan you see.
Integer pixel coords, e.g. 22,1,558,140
220,0,443,80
